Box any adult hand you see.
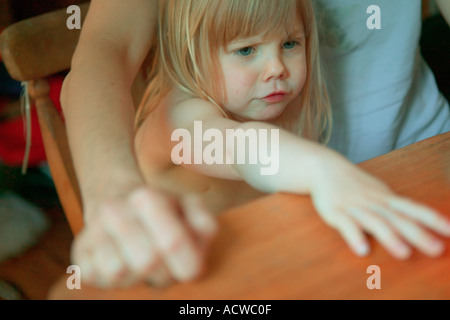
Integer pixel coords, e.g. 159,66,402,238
72,186,217,288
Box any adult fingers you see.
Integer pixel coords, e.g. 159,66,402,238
100,204,155,275
144,264,174,287
72,229,128,288
180,194,218,247
129,189,203,282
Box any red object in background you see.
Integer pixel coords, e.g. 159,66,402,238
0,76,64,167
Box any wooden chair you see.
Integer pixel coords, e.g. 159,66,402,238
0,3,150,235
0,4,90,235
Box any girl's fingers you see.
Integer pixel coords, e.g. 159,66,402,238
347,207,412,260
371,203,445,257
331,213,370,257
388,197,450,237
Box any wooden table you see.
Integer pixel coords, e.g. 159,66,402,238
49,132,450,300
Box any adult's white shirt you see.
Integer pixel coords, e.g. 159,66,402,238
316,0,450,163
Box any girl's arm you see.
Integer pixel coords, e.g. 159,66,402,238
168,97,322,190
167,98,450,259
62,0,217,288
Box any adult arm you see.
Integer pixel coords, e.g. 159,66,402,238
61,0,156,213
61,0,217,288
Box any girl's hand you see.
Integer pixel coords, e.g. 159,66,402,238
309,153,450,259
71,187,217,288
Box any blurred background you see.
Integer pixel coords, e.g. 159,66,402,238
0,0,84,300
0,0,448,300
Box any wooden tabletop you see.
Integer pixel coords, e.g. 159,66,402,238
49,132,450,300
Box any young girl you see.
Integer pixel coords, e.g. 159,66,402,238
135,0,450,273
135,0,329,213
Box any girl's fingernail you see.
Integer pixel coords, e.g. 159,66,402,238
395,242,411,259
429,240,445,256
444,219,450,232
356,243,370,256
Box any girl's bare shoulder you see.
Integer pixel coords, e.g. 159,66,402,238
166,89,225,130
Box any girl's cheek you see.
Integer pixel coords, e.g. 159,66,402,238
299,68,307,91
292,61,307,92
227,72,252,95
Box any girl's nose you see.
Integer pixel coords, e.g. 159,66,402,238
262,56,287,82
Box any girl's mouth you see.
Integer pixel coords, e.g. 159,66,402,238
262,91,287,103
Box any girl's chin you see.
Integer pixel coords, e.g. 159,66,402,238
229,103,288,122
258,104,287,121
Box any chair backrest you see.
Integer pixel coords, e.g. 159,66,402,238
0,3,90,81
0,2,152,235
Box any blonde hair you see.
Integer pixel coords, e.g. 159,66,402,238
136,0,332,143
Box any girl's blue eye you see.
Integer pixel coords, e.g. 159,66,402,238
283,41,298,49
236,47,254,56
